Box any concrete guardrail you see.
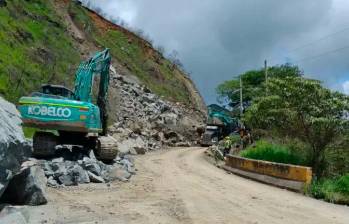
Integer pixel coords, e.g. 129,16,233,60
222,155,312,192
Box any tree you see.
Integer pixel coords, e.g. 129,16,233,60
216,64,303,108
168,50,184,70
244,76,349,177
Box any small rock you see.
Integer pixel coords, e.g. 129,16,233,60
47,176,59,187
83,162,101,176
71,165,90,184
58,174,76,186
107,167,131,182
123,155,135,164
133,146,146,155
51,163,67,178
89,150,97,160
88,171,104,183
52,157,64,163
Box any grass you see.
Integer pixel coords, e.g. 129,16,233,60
23,127,36,139
0,0,192,105
0,0,80,102
309,174,349,205
240,140,305,165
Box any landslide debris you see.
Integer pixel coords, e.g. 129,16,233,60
36,147,135,187
107,67,206,154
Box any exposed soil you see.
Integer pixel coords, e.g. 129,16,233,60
23,148,349,224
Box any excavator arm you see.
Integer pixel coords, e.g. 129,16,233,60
74,49,111,135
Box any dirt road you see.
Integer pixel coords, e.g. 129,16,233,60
26,148,349,224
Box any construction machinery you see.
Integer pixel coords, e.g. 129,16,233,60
18,49,117,161
201,104,238,146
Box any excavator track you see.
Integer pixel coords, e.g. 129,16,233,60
94,136,118,161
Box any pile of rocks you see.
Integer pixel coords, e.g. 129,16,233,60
0,95,135,210
107,71,206,155
37,147,135,187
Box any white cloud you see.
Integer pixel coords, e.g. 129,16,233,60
343,80,349,94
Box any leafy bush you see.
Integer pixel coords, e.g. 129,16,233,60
309,174,349,205
244,76,349,178
337,174,349,195
240,140,305,165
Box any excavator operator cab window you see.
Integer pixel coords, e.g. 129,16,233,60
40,84,74,99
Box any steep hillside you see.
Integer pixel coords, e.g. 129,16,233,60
0,0,80,102
0,0,206,113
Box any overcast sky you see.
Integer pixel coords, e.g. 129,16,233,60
82,0,349,103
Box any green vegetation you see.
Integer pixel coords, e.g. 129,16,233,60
216,64,349,204
244,76,349,177
0,0,193,105
23,127,36,139
68,2,191,103
216,64,302,112
309,174,349,205
0,0,80,101
240,140,305,165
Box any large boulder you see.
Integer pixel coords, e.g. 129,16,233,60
0,97,31,199
1,166,47,205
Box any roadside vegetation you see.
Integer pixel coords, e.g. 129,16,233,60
216,64,349,204
310,174,349,205
240,140,305,166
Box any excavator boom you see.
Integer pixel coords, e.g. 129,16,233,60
74,48,111,135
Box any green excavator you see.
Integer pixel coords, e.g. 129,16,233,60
201,104,238,146
18,49,117,161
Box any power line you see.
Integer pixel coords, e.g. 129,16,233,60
293,44,349,63
289,26,349,52
266,26,349,65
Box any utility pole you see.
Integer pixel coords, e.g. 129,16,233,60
240,76,243,117
264,60,268,93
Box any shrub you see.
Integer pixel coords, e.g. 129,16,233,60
336,174,349,195
309,174,349,205
240,140,305,165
